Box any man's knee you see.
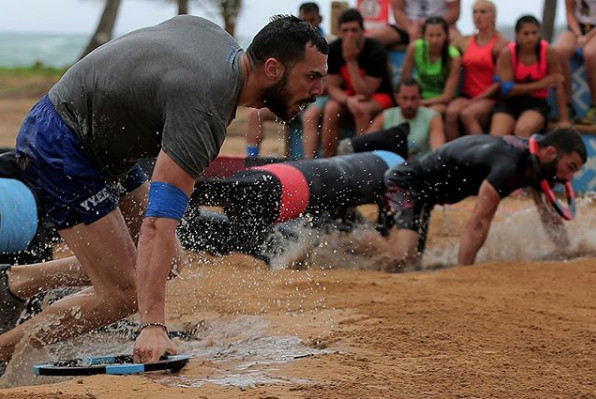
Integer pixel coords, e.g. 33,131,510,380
460,107,477,125
556,45,576,59
514,122,540,137
446,106,461,123
583,44,596,62
347,100,364,117
325,100,342,117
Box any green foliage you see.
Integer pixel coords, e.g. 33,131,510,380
0,64,67,78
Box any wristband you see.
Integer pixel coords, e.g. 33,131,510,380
501,80,514,96
145,181,190,221
139,322,169,334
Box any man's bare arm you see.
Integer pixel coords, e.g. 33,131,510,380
458,180,501,265
134,150,195,363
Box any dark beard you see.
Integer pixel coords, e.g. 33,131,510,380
262,73,294,122
540,157,560,184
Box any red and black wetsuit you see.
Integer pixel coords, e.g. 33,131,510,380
187,151,403,258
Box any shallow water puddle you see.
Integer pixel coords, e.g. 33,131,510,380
3,315,331,389
168,315,331,388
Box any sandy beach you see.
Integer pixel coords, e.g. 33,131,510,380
0,76,595,398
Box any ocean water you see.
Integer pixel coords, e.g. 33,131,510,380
0,31,252,68
0,31,89,68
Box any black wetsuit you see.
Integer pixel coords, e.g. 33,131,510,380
181,151,403,259
384,135,534,252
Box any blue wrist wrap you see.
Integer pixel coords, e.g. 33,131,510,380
145,181,189,221
501,80,514,96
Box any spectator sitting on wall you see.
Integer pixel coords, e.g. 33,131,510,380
315,8,395,158
338,77,445,159
367,0,461,49
490,15,570,138
401,16,462,115
445,0,508,141
553,0,596,125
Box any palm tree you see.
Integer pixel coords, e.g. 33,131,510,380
542,0,558,42
184,0,243,37
156,0,244,37
79,0,122,60
209,0,243,37
177,0,189,14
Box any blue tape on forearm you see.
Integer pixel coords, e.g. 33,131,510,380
501,80,514,96
145,181,189,221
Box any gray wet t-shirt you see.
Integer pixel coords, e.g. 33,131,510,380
49,15,244,178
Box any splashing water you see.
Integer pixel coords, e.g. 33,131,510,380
0,314,331,389
268,196,596,272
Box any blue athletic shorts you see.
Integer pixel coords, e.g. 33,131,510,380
15,95,148,229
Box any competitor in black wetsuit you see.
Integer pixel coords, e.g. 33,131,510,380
181,149,404,260
383,128,587,272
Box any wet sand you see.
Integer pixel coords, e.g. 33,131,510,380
0,84,595,398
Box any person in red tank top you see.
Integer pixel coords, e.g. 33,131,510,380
490,15,570,137
445,0,508,141
554,0,596,125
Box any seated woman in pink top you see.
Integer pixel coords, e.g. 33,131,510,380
445,0,507,141
490,15,569,137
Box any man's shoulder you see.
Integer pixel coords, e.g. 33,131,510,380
446,135,504,153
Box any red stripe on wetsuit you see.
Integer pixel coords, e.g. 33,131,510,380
252,163,310,223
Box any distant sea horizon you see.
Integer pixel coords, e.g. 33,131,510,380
0,30,254,68
0,26,566,68
0,31,88,68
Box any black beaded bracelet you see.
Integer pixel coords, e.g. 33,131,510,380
139,322,169,334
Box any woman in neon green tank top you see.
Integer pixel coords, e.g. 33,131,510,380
401,16,462,114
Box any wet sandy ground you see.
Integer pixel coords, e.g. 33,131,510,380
1,93,595,398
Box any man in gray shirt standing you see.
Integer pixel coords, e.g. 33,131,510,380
0,15,327,364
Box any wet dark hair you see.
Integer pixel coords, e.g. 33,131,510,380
539,128,587,163
395,77,422,94
421,16,451,72
514,15,542,64
338,8,364,30
299,2,320,15
246,15,328,67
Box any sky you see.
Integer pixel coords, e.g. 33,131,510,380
0,0,569,40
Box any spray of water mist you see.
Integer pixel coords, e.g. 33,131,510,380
269,195,596,272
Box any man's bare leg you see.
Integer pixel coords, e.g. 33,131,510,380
6,181,150,301
0,208,138,362
7,257,88,299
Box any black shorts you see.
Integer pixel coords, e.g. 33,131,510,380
385,183,433,254
493,95,549,120
569,23,596,36
389,25,410,45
